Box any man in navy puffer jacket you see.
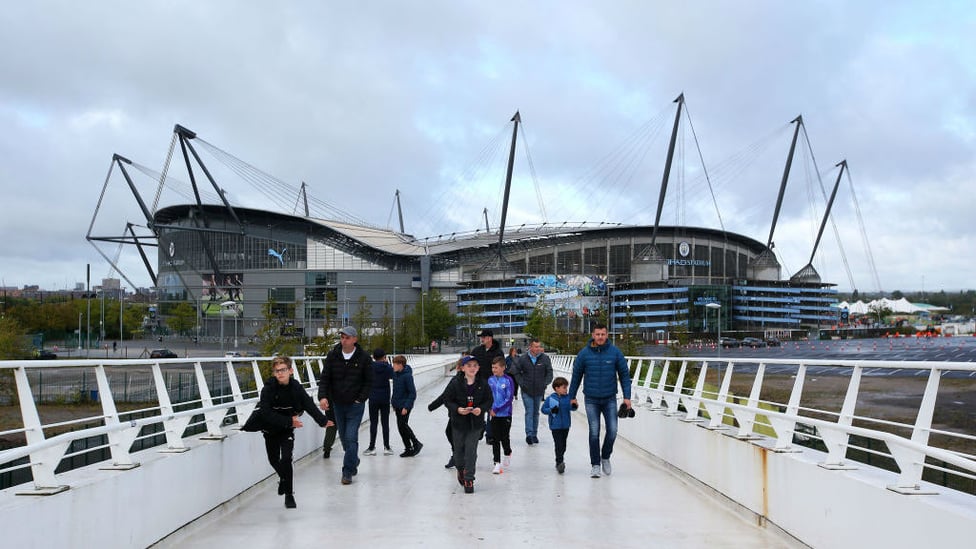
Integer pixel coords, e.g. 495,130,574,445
569,323,632,479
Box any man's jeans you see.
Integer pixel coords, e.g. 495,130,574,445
583,395,618,466
333,401,365,476
521,393,543,438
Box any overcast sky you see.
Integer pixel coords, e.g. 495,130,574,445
2,1,974,295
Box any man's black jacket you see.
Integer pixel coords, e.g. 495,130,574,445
317,342,373,405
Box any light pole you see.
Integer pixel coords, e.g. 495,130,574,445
78,312,83,351
220,300,237,352
393,286,399,355
421,291,427,353
343,280,353,326
119,287,124,346
706,302,722,382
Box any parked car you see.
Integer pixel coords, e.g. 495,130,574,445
765,337,782,347
719,337,740,348
224,351,242,358
150,349,178,359
33,349,58,360
741,337,767,348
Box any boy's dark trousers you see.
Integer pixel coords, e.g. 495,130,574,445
490,416,512,463
396,409,420,449
367,397,391,449
552,428,569,465
264,429,295,494
322,423,337,453
452,423,483,482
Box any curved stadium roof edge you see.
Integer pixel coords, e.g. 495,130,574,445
154,204,767,259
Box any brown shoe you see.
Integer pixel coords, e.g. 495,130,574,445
463,480,474,494
341,475,352,485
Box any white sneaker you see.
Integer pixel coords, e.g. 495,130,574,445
383,447,394,456
502,454,511,468
590,465,602,478
364,447,376,456
601,458,612,476
492,462,503,474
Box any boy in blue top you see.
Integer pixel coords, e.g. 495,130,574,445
487,356,515,474
391,355,423,457
542,376,573,474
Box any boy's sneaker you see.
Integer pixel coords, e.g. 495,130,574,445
284,494,296,509
399,448,413,458
502,454,511,467
411,441,423,456
556,462,566,474
364,447,376,456
590,465,602,478
383,447,394,456
464,480,474,494
601,458,612,476
341,475,352,485
492,462,502,474
445,455,456,469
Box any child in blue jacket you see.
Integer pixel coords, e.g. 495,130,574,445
488,356,515,474
541,376,573,474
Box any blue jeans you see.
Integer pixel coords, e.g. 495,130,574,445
584,396,618,466
333,401,365,476
521,394,543,438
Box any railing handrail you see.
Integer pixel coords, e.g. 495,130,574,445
0,353,454,492
549,353,976,493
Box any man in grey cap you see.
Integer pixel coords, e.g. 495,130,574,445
318,326,374,485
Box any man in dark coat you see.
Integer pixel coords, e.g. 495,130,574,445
318,326,374,485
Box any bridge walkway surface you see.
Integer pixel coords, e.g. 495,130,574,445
156,377,796,548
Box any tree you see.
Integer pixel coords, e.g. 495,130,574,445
352,295,374,348
0,316,30,403
253,299,300,359
166,302,197,335
423,289,454,345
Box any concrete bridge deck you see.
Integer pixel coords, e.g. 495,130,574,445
156,378,795,548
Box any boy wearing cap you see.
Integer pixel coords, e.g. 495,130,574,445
443,355,493,493
318,326,374,485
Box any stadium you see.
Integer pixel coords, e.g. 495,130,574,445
89,110,840,346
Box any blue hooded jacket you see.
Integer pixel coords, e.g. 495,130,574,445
541,392,572,430
568,338,632,400
391,364,417,410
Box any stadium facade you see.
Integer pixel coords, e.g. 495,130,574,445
153,203,838,343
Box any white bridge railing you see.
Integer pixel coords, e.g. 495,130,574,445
550,354,976,495
0,354,451,494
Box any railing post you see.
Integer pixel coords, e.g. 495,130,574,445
682,361,706,422
767,363,806,452
13,367,69,495
731,361,764,440
663,361,688,416
225,360,254,430
193,361,227,440
152,364,191,452
818,365,861,470
94,365,141,470
648,360,670,410
702,361,733,430
887,368,942,494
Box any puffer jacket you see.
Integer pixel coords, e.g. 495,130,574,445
317,343,373,405
391,365,417,411
568,338,631,400
443,375,494,431
541,392,572,430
